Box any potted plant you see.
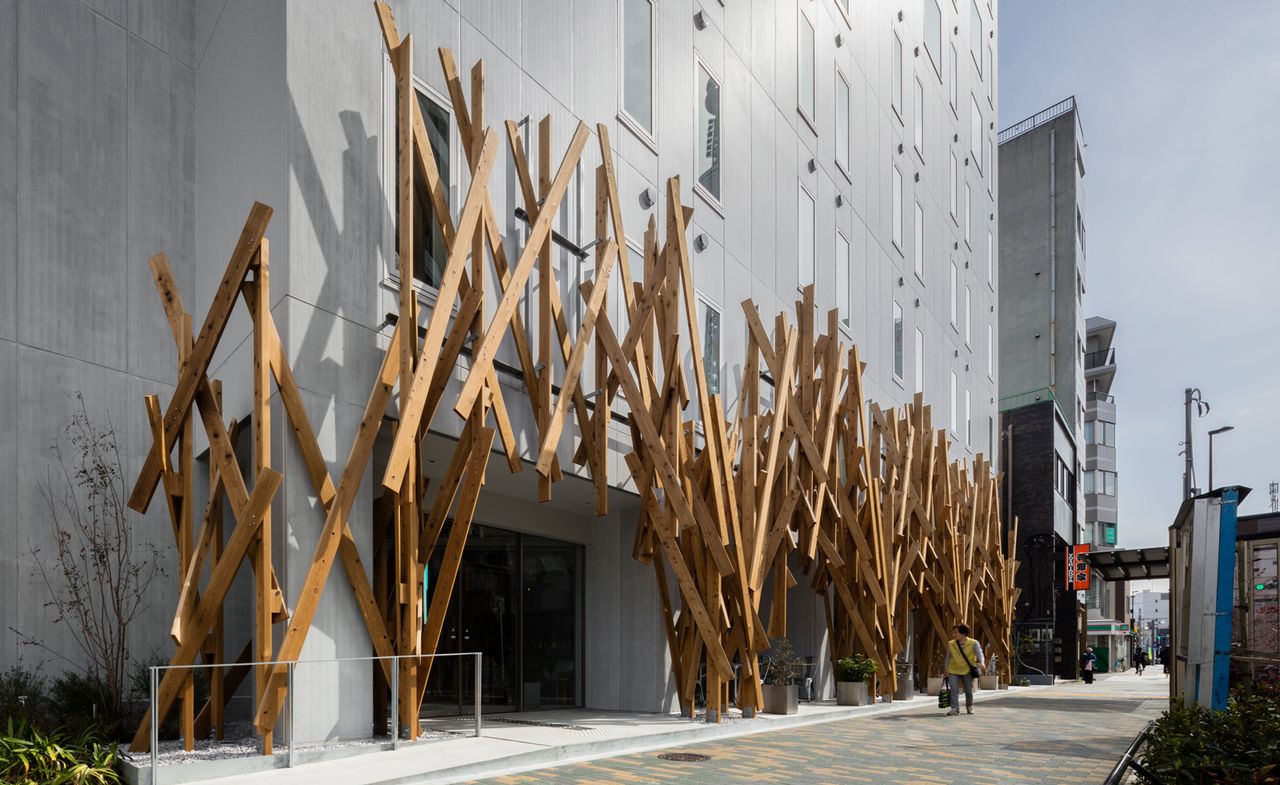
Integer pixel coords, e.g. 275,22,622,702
834,653,877,706
979,655,1000,690
761,638,803,715
927,655,946,695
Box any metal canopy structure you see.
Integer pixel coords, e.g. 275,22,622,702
1086,546,1170,581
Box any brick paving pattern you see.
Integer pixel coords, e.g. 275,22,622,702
464,673,1168,785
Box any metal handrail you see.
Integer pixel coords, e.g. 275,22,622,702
148,651,483,784
1103,719,1163,785
1085,348,1116,369
998,96,1077,144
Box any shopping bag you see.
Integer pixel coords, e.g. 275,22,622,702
938,687,951,709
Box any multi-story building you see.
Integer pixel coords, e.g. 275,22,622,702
996,96,1086,680
1130,589,1171,659
1082,316,1126,666
0,0,999,738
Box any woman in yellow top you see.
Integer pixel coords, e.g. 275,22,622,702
940,623,986,715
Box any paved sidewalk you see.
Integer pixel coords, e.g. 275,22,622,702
464,672,1168,785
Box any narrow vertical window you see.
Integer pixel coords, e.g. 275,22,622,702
695,62,721,202
914,327,925,395
799,183,816,288
987,322,994,378
892,166,903,250
987,44,994,102
965,388,972,445
989,415,995,458
986,137,994,188
892,33,903,119
893,301,904,380
621,0,654,135
971,0,983,72
398,90,451,288
949,43,958,112
965,182,973,245
913,77,925,157
950,371,958,434
987,229,994,284
698,296,722,395
836,70,851,171
971,95,983,172
924,0,942,76
964,284,972,344
837,230,851,328
949,152,958,219
950,262,958,325
914,202,925,278
799,12,816,122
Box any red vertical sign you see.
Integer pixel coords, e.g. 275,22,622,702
1065,544,1091,590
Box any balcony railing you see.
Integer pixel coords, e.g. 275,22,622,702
1084,348,1116,370
1088,391,1115,404
998,96,1077,145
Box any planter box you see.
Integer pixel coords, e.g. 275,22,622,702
979,674,1000,691
836,681,870,706
927,677,945,696
762,684,799,715
893,672,914,701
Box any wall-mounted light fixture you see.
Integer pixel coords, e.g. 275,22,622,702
693,10,707,29
835,33,844,48
807,158,817,173
835,194,845,207
640,187,656,209
693,233,709,252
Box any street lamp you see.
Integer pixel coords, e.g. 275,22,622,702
1208,425,1234,491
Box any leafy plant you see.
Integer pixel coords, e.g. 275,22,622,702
0,717,120,784
1140,695,1280,784
763,638,804,686
1011,676,1031,687
0,662,50,730
835,653,878,683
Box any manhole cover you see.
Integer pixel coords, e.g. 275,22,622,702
658,752,711,762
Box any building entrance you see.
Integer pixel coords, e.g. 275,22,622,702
421,523,582,716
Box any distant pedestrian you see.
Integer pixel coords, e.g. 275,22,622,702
1159,645,1171,676
941,624,985,716
1135,650,1147,676
1080,646,1097,684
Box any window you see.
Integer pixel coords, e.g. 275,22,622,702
986,137,994,188
987,44,994,103
914,328,925,394
965,388,972,446
949,152,958,219
989,415,994,458
837,230,851,328
913,77,925,156
924,0,942,76
965,182,972,245
893,302,904,380
950,262,958,325
698,296,722,395
799,183,815,288
949,43,958,112
1055,456,1074,499
971,95,983,172
987,322,993,378
987,229,994,284
892,32,903,119
397,89,451,288
1084,420,1116,447
964,284,972,344
836,69,851,171
970,0,983,73
1103,522,1117,547
892,165,903,250
1077,208,1087,258
914,202,925,278
799,11,816,123
695,62,722,203
621,0,654,135
950,371,958,434
1084,470,1117,496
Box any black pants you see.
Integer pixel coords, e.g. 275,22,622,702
1082,669,1094,684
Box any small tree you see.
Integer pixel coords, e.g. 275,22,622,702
16,393,166,719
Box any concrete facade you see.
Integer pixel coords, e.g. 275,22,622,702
1083,316,1122,638
1,0,999,741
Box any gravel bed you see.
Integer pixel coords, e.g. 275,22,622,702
122,721,460,767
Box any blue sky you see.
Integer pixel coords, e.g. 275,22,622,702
999,2,1280,548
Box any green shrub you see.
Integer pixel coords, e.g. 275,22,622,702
835,653,878,683
1141,694,1280,784
0,717,120,784
0,663,50,730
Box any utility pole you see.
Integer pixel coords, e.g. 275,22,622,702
1183,388,1209,499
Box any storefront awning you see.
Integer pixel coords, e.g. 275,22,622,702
1085,546,1170,581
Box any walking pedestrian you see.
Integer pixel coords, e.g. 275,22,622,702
1159,645,1171,676
1080,646,1097,684
1135,650,1146,676
941,624,985,716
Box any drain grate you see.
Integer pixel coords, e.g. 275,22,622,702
658,752,711,762
487,717,593,731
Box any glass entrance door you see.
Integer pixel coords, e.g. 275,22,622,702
421,523,581,716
